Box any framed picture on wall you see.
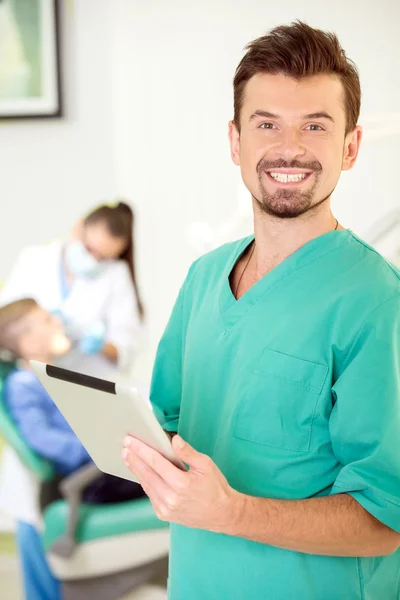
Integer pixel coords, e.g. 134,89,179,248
0,0,62,119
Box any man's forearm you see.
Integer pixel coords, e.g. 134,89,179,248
226,492,399,557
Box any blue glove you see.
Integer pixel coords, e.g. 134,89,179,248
79,322,105,355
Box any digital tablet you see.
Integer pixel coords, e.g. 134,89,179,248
30,360,184,483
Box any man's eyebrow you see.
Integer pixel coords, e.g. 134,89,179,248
249,110,280,121
302,112,335,122
249,110,335,123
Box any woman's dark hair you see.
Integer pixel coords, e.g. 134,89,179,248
84,201,144,319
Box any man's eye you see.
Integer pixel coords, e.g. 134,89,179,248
306,124,324,131
259,122,276,130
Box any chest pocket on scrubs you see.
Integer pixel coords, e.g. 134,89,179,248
234,348,328,453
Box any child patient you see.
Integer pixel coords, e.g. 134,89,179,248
0,297,145,503
0,298,145,600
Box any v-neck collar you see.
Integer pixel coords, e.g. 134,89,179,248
219,229,352,328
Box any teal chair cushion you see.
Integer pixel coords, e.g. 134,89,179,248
43,497,168,551
0,360,168,553
0,361,55,482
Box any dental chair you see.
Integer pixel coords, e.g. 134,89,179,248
0,360,169,600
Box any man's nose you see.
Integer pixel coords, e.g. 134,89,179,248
275,127,306,162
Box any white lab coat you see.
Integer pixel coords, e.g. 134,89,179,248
0,240,142,524
0,240,142,379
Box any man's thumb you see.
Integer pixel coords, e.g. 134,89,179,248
172,435,205,469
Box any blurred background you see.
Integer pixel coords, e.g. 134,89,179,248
0,0,399,598
0,0,399,383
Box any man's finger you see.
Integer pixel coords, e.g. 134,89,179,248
172,435,210,471
127,456,170,521
123,436,187,492
123,449,175,509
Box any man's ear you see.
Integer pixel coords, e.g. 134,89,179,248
228,120,241,166
342,126,363,171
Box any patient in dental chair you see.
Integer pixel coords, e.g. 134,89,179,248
0,298,145,507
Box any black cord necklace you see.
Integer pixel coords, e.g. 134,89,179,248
234,241,256,298
235,217,339,298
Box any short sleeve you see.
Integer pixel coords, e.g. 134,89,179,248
150,263,197,433
150,287,185,433
329,294,400,533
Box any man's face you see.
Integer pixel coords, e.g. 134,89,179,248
229,73,362,218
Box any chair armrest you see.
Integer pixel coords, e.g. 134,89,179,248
50,463,102,558
59,462,101,497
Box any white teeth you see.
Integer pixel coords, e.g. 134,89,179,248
269,172,308,183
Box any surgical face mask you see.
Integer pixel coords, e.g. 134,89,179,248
64,241,105,278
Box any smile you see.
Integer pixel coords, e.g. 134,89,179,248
265,171,313,184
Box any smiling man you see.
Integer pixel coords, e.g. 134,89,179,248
122,21,400,600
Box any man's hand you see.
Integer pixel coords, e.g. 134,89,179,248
121,435,243,533
121,435,399,556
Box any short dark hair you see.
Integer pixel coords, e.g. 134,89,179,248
0,298,38,355
233,20,361,135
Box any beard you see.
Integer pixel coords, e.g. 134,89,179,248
254,158,329,219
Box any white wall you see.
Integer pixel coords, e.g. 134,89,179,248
1,0,399,381
112,0,400,379
0,0,118,279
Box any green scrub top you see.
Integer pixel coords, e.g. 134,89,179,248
150,229,400,600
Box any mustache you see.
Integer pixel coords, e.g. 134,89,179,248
258,158,322,173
